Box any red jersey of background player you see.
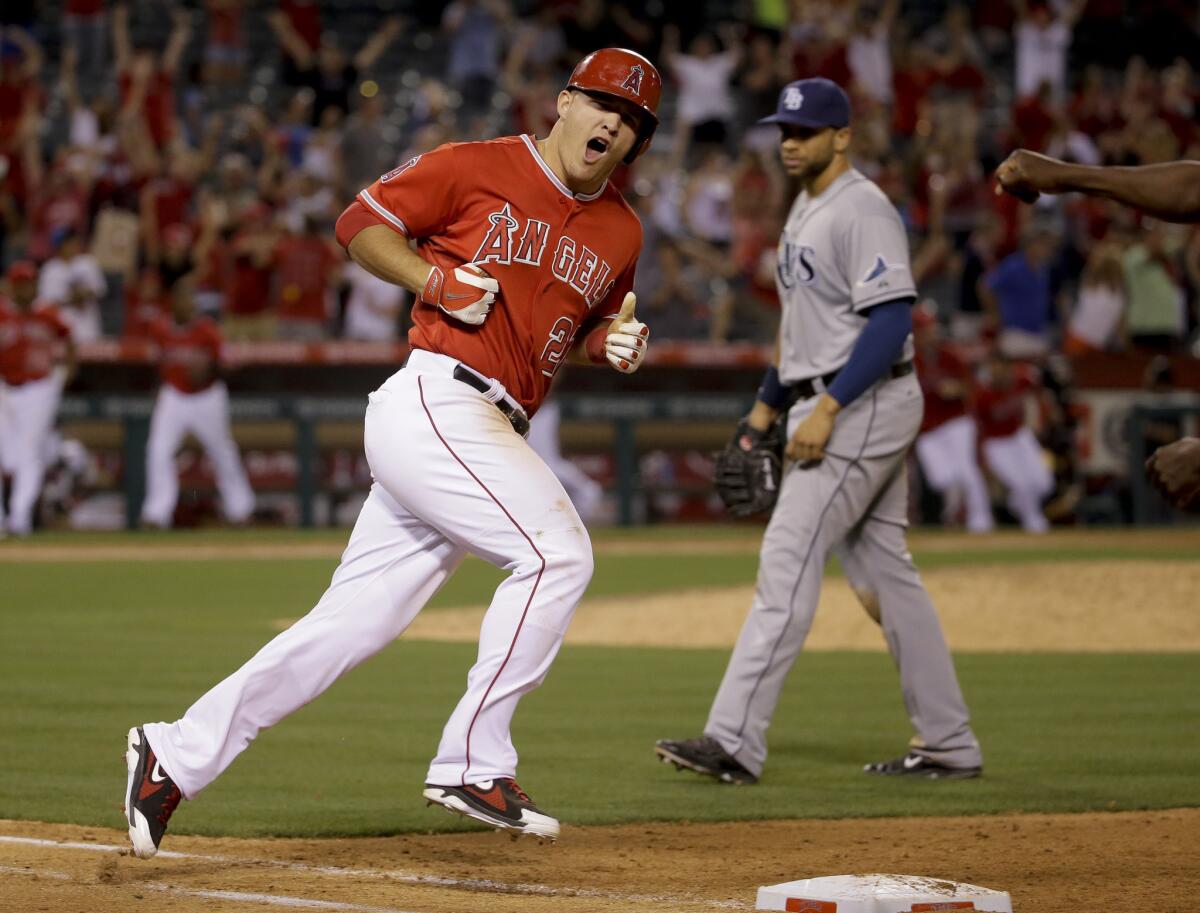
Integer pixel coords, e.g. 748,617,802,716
973,364,1038,440
0,299,71,385
149,315,222,394
335,135,642,415
915,343,972,434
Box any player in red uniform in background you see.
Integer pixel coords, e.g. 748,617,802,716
123,48,662,857
0,261,76,536
912,305,994,533
140,276,254,529
974,349,1054,533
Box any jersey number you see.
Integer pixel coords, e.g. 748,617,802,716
539,316,575,378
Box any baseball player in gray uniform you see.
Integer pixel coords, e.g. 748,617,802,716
656,79,983,783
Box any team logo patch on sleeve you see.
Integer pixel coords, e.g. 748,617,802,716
381,155,422,183
859,255,892,286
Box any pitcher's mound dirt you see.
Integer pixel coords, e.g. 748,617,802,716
401,560,1200,652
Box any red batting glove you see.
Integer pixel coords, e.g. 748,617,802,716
421,263,500,326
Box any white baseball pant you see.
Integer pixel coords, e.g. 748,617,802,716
143,350,592,798
140,382,254,527
915,416,994,533
0,374,62,535
982,426,1054,533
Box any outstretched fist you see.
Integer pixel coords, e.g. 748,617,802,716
422,263,499,326
994,149,1062,204
605,292,649,373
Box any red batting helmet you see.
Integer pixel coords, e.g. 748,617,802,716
567,48,662,164
6,260,37,283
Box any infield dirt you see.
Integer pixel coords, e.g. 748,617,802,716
3,810,1198,912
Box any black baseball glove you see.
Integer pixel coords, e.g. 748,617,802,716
713,418,785,518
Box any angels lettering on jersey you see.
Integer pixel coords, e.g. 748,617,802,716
472,202,616,308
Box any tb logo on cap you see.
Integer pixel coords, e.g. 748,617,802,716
622,64,644,95
783,86,805,110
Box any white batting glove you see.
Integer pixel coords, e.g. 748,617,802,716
605,292,649,374
421,262,499,326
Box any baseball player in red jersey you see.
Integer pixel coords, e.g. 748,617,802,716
974,351,1053,533
123,48,661,855
912,307,994,533
0,261,76,537
140,278,254,528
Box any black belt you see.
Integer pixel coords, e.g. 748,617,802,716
793,360,914,399
452,365,531,437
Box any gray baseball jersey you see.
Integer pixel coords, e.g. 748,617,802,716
776,168,916,383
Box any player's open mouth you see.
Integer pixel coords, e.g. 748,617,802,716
584,136,609,164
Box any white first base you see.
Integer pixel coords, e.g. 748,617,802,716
756,874,1012,913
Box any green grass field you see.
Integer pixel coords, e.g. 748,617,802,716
1,527,1197,838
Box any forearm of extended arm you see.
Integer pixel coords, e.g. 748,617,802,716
345,224,431,295
1070,162,1200,223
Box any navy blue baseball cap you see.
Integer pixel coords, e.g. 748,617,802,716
758,78,851,129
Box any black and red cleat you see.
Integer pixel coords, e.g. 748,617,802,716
124,726,182,859
423,778,559,842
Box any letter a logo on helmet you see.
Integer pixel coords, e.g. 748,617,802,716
567,48,662,164
621,64,644,96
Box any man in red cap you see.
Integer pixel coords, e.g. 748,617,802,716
123,48,662,857
0,261,76,536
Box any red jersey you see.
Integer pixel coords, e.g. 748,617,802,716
0,301,71,384
150,315,222,394
915,344,971,433
225,233,275,316
274,235,341,324
335,135,642,415
974,371,1037,440
118,70,176,149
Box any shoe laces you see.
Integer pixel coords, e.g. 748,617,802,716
158,786,182,826
502,779,531,803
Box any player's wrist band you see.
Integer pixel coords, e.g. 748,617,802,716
584,325,609,364
756,365,792,410
421,265,445,306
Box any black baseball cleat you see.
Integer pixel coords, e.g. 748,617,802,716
124,726,183,859
654,736,758,785
863,751,982,780
423,779,559,842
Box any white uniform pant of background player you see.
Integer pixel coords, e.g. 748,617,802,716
141,382,255,527
915,415,994,533
0,374,62,535
982,426,1053,534
705,373,982,778
527,398,603,522
143,349,592,797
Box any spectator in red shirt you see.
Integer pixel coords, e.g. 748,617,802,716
25,161,91,263
123,268,171,339
62,0,109,92
203,0,246,90
0,261,76,536
222,202,279,341
141,275,254,529
974,350,1053,533
113,3,192,151
912,305,994,533
273,214,343,341
0,26,44,153
139,148,197,267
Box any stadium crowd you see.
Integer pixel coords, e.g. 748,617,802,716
0,0,1197,349
0,0,1198,534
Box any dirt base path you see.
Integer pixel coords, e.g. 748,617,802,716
3,811,1197,913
